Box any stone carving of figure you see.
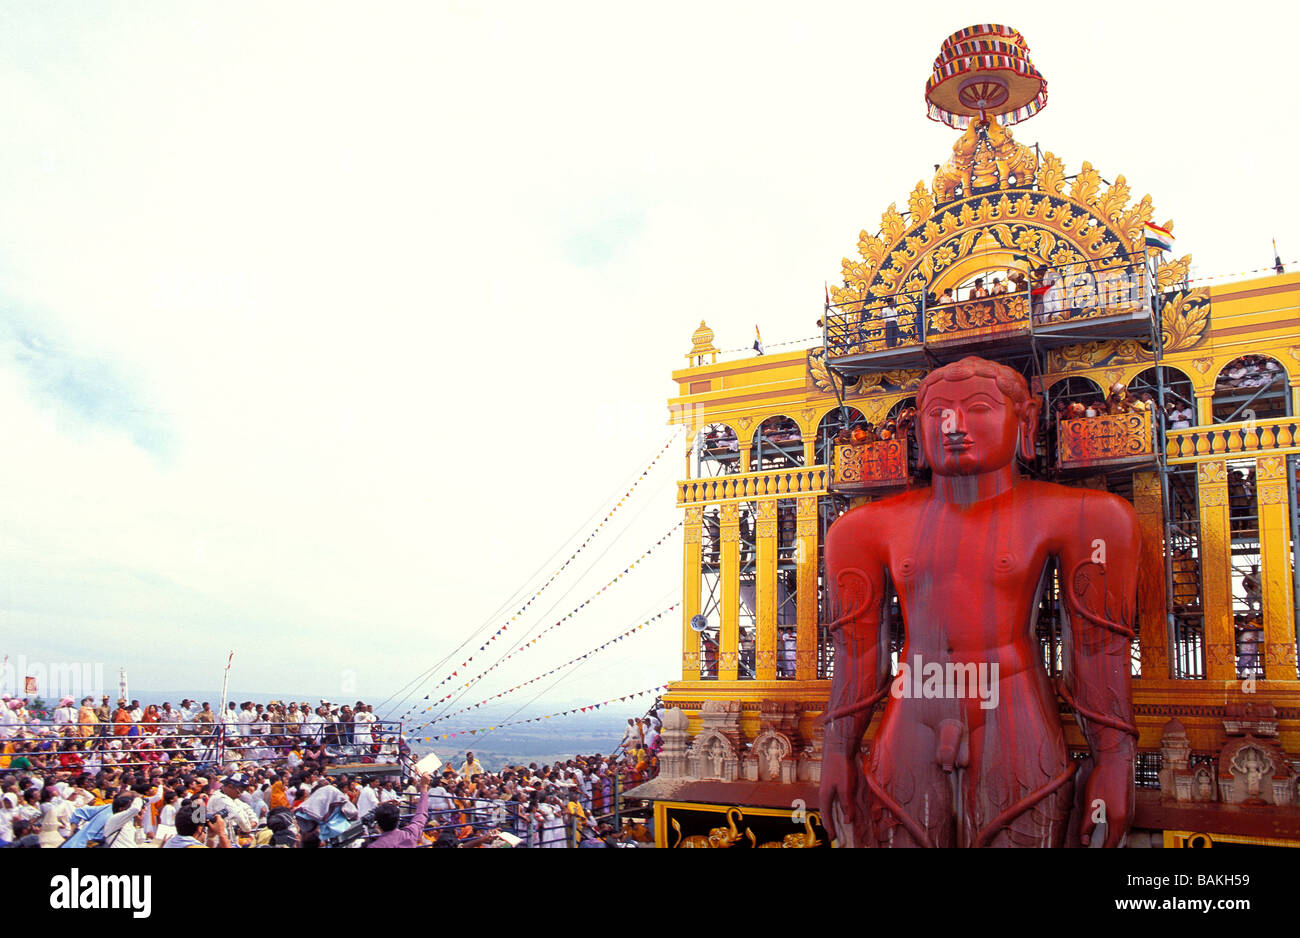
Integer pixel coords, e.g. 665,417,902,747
820,356,1139,848
708,737,726,779
765,738,783,779
1234,747,1269,799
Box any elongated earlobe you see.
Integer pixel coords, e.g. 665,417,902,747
1019,399,1042,462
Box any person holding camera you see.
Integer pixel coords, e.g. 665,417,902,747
163,799,231,848
207,773,258,837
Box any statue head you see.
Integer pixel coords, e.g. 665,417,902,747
916,357,1041,476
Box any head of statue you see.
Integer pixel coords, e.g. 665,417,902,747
915,357,1040,476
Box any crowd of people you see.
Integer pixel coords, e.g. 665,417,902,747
831,406,917,447
0,691,664,848
1216,355,1284,392
1053,382,1159,423
0,696,403,777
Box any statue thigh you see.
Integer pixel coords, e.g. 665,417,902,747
858,719,956,848
961,717,1074,848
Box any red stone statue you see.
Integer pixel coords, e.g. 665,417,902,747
819,356,1139,847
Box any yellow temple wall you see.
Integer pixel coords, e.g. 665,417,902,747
665,271,1300,758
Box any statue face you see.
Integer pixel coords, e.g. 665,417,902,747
919,374,1022,476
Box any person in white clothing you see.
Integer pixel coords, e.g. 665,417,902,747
39,790,74,847
356,778,381,817
353,706,375,746
207,774,258,835
103,794,144,848
221,704,239,743
53,698,78,728
0,703,18,741
237,702,256,739
155,792,179,844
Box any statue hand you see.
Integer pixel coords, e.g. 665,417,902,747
819,751,857,838
1079,759,1132,848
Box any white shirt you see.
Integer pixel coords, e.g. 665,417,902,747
353,711,376,743
356,786,380,817
298,785,357,823
208,791,258,834
104,798,144,848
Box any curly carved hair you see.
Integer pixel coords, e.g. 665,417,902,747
916,356,1032,410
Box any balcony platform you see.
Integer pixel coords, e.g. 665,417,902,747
829,440,910,494
1057,410,1156,470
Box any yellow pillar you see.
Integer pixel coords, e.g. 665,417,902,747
1256,455,1298,678
1132,472,1169,679
755,500,778,680
1196,392,1214,428
681,506,703,681
740,444,753,474
802,438,815,468
795,495,820,680
719,503,740,681
1197,460,1235,680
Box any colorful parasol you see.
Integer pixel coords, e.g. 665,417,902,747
924,24,1048,128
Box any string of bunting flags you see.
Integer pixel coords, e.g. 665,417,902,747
396,430,682,720
721,334,820,354
415,684,669,742
404,521,682,720
414,604,678,729
1185,259,1295,284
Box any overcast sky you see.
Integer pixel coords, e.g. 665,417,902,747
1,2,1297,727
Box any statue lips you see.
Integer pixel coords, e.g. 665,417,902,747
943,432,972,452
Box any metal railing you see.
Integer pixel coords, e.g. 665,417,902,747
0,719,406,771
823,250,1152,359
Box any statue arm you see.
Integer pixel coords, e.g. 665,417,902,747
820,514,890,833
1058,495,1140,846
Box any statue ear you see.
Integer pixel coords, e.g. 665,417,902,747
1019,398,1042,462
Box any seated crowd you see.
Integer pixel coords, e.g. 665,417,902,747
0,692,663,849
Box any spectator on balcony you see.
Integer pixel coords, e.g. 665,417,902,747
1042,266,1064,321
882,299,899,347
779,627,797,677
990,277,1008,296
701,633,719,679
1243,565,1262,613
969,278,988,300
938,287,954,305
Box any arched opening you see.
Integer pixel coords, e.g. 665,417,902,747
1045,376,1106,425
1045,377,1105,467
694,423,740,477
1213,355,1290,424
886,397,917,426
752,416,804,470
1130,366,1196,430
815,407,867,466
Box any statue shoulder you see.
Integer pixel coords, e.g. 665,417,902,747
1023,480,1139,539
826,491,923,550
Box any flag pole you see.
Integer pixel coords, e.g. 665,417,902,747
216,651,233,767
